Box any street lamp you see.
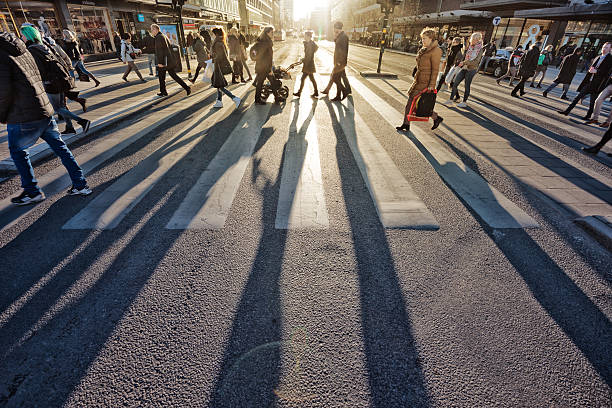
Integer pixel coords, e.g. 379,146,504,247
375,0,402,74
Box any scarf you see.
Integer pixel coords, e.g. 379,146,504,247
416,40,439,59
464,42,483,62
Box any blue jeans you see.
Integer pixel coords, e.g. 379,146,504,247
8,117,86,194
451,69,477,102
147,54,157,75
217,87,236,100
48,93,83,130
72,60,92,77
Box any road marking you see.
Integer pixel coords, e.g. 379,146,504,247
275,86,328,229
361,78,539,228
62,85,251,230
328,98,438,229
166,102,273,229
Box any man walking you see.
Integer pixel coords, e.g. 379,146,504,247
0,31,91,205
327,21,349,101
142,31,157,76
511,39,541,98
151,24,190,97
479,40,497,72
558,42,612,120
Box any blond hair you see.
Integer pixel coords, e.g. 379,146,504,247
420,27,437,40
470,32,482,43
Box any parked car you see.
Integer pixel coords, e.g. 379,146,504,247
482,47,513,77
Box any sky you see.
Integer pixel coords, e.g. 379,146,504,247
293,0,330,21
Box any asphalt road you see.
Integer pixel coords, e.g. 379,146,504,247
0,39,610,407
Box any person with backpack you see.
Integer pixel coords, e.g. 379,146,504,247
120,33,145,83
62,29,100,87
189,30,210,83
210,27,241,109
251,26,275,105
511,39,541,98
530,44,553,88
21,25,90,136
543,47,582,100
151,24,190,97
496,45,523,87
1,31,91,205
293,30,319,98
239,29,253,82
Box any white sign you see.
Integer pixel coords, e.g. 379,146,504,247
492,16,502,26
522,24,541,48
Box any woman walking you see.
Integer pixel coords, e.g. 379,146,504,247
396,28,443,132
62,29,100,87
228,27,244,83
543,47,582,100
496,45,523,87
436,36,463,92
189,30,210,83
239,29,253,81
253,26,274,105
210,27,241,109
294,30,319,98
530,44,553,88
447,32,484,108
120,33,145,83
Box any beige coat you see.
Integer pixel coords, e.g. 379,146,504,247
408,40,441,98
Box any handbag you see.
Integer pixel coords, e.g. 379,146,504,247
406,89,437,122
445,65,459,85
219,55,233,75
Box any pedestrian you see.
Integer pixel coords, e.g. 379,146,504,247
252,26,275,105
558,42,612,120
530,44,553,88
585,74,612,126
511,39,541,98
328,21,350,101
238,28,253,81
142,31,157,76
189,30,210,83
479,39,497,72
437,36,463,92
543,47,582,100
228,27,244,83
497,45,523,87
293,30,319,98
0,31,91,205
120,33,145,83
582,122,612,156
21,25,91,136
210,27,241,109
448,32,484,108
396,28,443,132
113,32,121,61
151,24,190,97
62,29,100,87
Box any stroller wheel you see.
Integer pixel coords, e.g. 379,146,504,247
277,86,289,99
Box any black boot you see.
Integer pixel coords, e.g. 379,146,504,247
431,116,443,130
396,123,410,132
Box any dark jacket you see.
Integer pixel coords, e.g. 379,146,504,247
483,42,497,58
254,35,273,75
192,36,209,65
577,53,612,94
142,34,156,55
239,33,249,49
554,52,581,84
445,44,462,71
518,44,540,77
0,32,53,124
228,34,241,61
334,31,349,70
26,41,69,94
154,32,175,69
302,40,318,74
62,40,80,62
211,37,229,89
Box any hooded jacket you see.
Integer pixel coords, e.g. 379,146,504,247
409,40,441,97
0,32,53,124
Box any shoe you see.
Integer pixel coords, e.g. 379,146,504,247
78,119,91,134
232,80,239,84
149,73,155,76
582,146,599,155
340,92,348,101
77,97,87,112
529,83,534,88
213,100,223,108
140,78,146,83
557,110,569,115
542,91,548,98
396,124,410,131
122,77,128,82
560,94,568,100
232,97,241,108
241,79,247,83
496,79,501,85
599,122,611,128
189,78,196,84
157,92,168,97
511,92,519,98
311,92,319,98
584,119,599,125
536,84,542,88
66,185,92,196
520,91,525,96
11,190,45,206
321,89,329,95
247,76,253,81
457,102,467,108
186,87,191,96
293,92,301,97
61,128,76,135
431,116,443,130
94,79,101,87
581,115,592,121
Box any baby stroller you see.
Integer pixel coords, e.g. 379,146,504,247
260,61,302,103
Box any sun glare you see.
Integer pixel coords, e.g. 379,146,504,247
293,0,330,21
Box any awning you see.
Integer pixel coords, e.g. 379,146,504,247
393,9,493,25
461,0,567,12
514,3,612,20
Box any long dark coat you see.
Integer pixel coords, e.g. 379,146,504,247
154,32,176,69
211,37,230,89
554,53,580,84
302,40,318,74
254,35,273,75
518,45,540,78
577,53,612,94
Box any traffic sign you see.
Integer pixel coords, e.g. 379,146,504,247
492,16,502,26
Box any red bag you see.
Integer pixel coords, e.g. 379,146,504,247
406,88,437,122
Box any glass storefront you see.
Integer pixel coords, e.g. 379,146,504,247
563,21,612,62
68,5,114,54
2,1,61,39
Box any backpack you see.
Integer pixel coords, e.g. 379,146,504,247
29,44,74,94
249,42,261,61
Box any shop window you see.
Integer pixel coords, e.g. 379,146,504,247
69,5,113,54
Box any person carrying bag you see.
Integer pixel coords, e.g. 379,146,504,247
210,27,241,109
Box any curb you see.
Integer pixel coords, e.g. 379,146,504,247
575,215,612,251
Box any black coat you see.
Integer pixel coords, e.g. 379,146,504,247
227,35,241,61
518,45,540,77
554,53,580,84
211,38,229,88
254,35,273,75
334,31,348,68
0,32,53,125
577,54,612,94
142,35,156,55
62,40,80,62
154,32,176,69
302,40,318,74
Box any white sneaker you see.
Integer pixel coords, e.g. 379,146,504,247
457,101,468,108
232,97,241,108
213,100,223,108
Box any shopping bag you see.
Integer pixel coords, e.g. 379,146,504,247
406,89,437,122
202,59,213,83
445,66,458,86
